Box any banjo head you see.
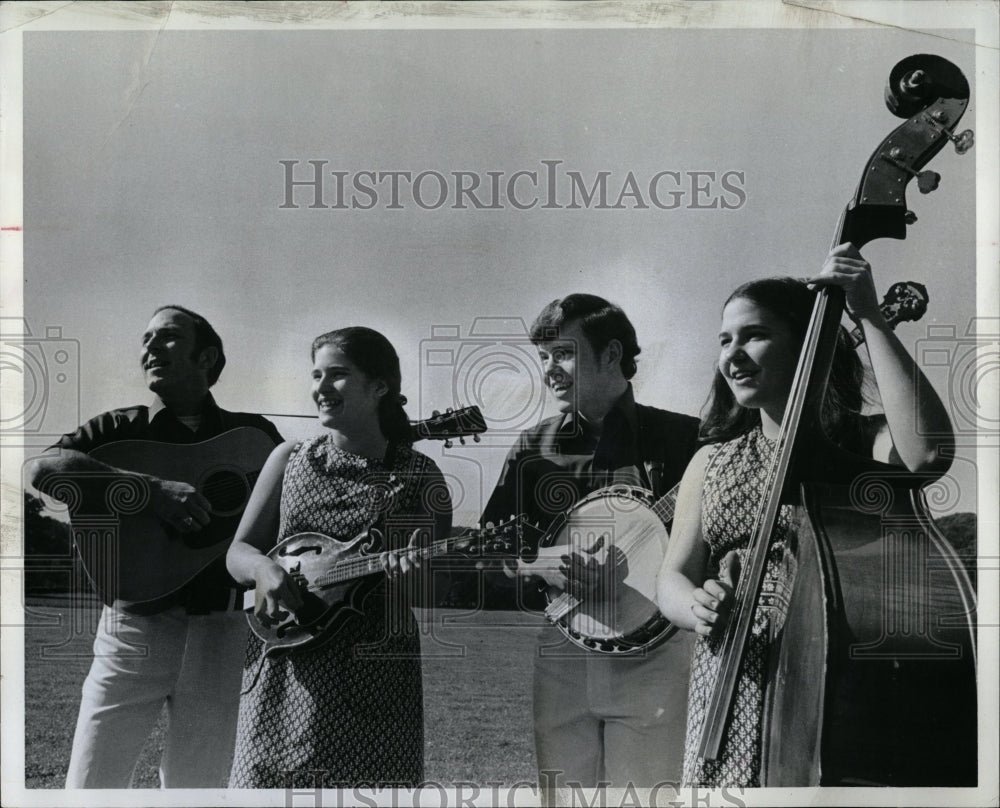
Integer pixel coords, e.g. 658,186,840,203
541,485,674,653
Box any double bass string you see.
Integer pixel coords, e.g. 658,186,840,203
698,286,837,759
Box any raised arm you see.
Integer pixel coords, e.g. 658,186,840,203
808,244,955,472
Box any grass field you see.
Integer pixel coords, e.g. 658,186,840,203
22,595,542,789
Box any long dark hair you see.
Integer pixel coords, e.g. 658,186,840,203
310,327,413,445
699,277,869,446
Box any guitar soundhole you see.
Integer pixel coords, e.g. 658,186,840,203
201,470,249,514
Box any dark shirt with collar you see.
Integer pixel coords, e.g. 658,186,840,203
55,393,283,614
482,385,700,552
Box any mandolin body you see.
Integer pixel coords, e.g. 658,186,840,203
248,531,387,657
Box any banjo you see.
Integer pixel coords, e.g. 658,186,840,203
521,482,681,655
509,282,928,656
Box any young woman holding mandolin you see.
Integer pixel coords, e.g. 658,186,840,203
656,243,955,787
226,327,452,788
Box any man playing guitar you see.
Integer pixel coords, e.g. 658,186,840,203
28,305,282,788
479,294,700,800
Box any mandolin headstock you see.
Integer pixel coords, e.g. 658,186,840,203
448,515,543,559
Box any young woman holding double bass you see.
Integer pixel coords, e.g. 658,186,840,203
658,53,978,789
657,246,955,786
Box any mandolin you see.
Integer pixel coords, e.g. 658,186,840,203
244,517,529,657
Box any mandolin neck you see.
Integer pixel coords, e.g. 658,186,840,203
306,535,468,589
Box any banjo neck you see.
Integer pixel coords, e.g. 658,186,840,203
650,483,681,526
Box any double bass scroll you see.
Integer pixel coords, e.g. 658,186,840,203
697,54,977,787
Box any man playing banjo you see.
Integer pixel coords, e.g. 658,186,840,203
480,293,700,799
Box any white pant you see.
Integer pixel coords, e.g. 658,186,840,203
65,604,248,789
533,626,694,802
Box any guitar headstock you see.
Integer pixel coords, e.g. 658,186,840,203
411,405,487,447
841,54,972,248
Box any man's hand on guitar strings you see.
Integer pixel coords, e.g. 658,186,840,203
691,550,740,638
146,477,212,534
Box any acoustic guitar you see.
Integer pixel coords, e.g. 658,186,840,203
68,406,485,605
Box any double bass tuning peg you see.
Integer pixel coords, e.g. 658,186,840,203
950,129,974,155
930,117,974,156
917,171,941,194
930,113,975,155
883,149,940,194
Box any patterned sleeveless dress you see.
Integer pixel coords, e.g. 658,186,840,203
682,427,798,787
229,435,450,789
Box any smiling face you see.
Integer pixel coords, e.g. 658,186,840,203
536,320,622,421
311,343,386,436
718,297,802,424
140,308,213,405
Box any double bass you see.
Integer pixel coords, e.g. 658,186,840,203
697,55,977,786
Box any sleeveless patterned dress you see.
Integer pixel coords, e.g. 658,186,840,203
682,427,798,787
229,435,449,789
